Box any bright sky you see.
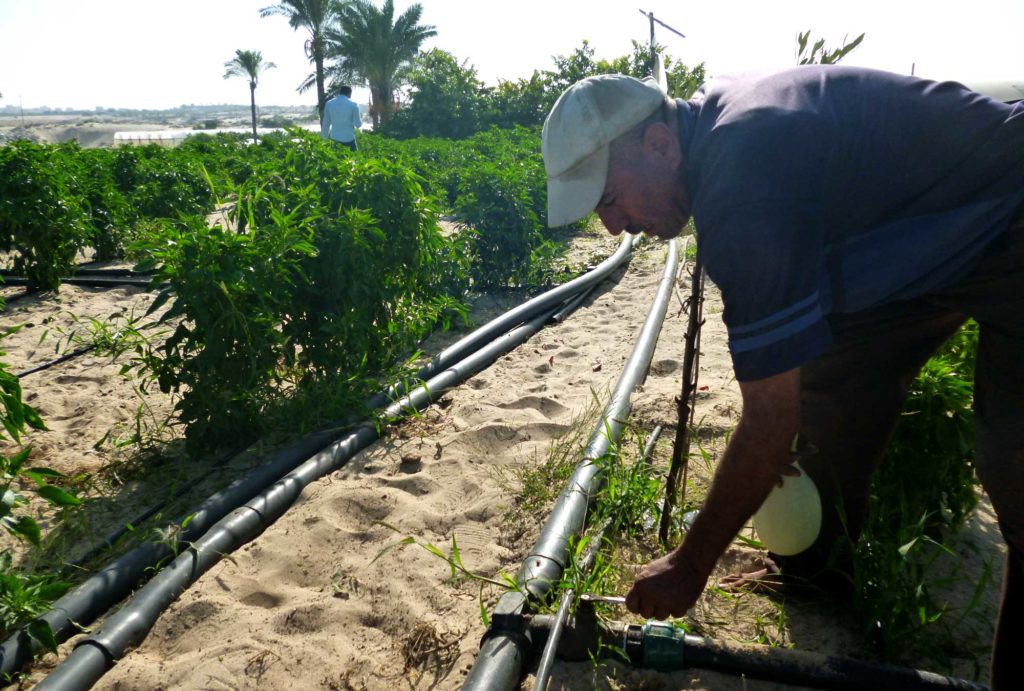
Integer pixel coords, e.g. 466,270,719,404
0,0,1021,110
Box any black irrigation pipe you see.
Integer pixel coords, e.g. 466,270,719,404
0,277,161,289
526,614,987,691
15,346,95,378
16,319,167,379
35,290,590,690
0,430,338,685
462,238,680,691
63,240,632,570
68,269,157,278
0,268,156,279
384,234,637,399
67,441,253,570
3,236,638,686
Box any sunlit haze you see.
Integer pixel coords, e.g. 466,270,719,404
1,0,1021,111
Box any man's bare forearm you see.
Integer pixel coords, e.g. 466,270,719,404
674,368,801,571
676,415,797,571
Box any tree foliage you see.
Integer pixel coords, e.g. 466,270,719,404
223,49,277,143
595,39,706,98
381,49,486,139
259,0,344,120
324,0,436,128
380,39,707,139
795,30,865,65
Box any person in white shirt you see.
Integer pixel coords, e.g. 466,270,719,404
321,85,362,151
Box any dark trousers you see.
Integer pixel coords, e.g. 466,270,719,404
778,209,1024,687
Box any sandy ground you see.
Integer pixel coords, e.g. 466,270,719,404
0,118,1004,689
0,231,1001,690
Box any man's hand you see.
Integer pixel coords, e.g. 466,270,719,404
625,550,712,620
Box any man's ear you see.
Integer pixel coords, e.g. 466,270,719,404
642,122,681,168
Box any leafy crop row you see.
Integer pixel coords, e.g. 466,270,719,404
180,126,576,289
360,126,580,288
0,141,214,289
131,133,468,452
3,125,590,460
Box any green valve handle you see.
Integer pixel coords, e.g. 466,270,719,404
641,621,687,671
624,621,687,671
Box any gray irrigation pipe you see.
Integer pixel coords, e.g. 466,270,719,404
533,424,664,691
462,238,680,691
13,235,637,688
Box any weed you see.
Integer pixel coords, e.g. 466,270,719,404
0,333,82,650
372,526,520,626
846,322,984,663
400,620,461,678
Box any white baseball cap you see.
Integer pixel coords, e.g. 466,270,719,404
542,74,666,227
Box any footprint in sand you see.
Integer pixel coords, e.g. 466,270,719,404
160,601,220,640
649,358,682,376
275,605,327,634
448,524,492,559
53,373,106,386
240,591,284,610
329,490,396,522
379,474,436,497
496,395,570,418
458,423,529,447
515,421,571,441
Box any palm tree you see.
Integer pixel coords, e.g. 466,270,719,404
260,0,344,121
223,49,277,143
324,0,436,128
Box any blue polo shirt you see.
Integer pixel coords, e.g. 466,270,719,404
684,66,1024,381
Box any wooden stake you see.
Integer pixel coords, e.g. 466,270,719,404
659,253,705,545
